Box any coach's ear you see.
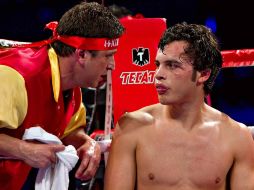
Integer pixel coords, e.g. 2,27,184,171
197,69,211,83
76,49,88,67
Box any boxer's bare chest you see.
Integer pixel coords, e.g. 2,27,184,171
136,124,233,189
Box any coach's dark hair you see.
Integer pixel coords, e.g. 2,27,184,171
158,22,222,95
51,2,124,56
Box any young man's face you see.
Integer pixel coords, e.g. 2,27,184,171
154,40,199,105
77,49,117,88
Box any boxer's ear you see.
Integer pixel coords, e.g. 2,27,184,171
198,69,211,83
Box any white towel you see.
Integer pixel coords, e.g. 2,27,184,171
22,127,79,190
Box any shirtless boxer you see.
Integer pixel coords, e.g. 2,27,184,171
104,22,254,190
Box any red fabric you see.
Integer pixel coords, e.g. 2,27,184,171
112,18,166,124
0,161,31,190
0,46,81,190
11,21,120,51
12,36,120,51
222,49,254,67
90,129,114,140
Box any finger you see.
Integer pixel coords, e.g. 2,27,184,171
48,145,64,164
75,155,90,179
80,157,98,180
78,150,101,181
49,153,57,164
51,144,65,152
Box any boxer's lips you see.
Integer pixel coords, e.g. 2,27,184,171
155,84,169,95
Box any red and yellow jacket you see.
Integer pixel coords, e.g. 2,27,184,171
0,46,86,190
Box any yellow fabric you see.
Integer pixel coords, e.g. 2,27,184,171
0,65,28,129
61,102,86,139
0,48,86,136
48,48,87,138
48,47,61,102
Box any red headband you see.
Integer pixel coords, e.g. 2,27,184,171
12,21,120,50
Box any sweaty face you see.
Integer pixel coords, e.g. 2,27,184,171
154,41,198,105
79,49,117,88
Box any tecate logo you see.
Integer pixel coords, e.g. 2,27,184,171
120,70,155,85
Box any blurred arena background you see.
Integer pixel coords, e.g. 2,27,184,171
0,0,253,126
0,0,253,50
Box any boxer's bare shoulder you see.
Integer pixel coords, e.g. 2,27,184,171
206,104,252,150
114,103,161,136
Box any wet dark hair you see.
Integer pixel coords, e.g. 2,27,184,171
158,22,222,95
51,2,124,56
